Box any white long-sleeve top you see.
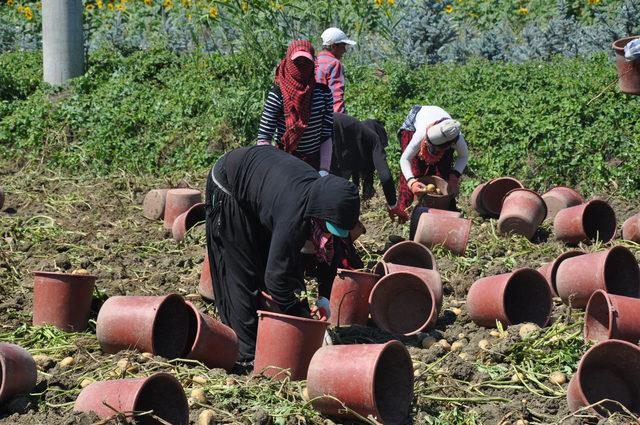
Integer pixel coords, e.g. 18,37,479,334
400,106,469,181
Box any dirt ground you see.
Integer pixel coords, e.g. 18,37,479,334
1,161,639,424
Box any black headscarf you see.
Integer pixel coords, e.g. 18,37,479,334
305,174,360,230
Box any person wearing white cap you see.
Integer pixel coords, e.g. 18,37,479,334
387,105,469,223
316,27,356,114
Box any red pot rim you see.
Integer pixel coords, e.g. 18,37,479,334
548,250,585,294
368,272,437,336
584,290,614,342
502,268,552,327
33,270,98,280
613,36,640,53
257,310,330,327
381,240,437,270
150,294,188,355
602,246,640,295
369,340,413,421
581,200,617,243
503,188,548,219
482,177,524,215
336,269,380,279
184,302,203,355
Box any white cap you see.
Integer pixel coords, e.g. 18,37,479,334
321,27,356,46
427,119,461,146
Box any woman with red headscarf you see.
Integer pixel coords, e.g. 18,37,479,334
257,40,334,175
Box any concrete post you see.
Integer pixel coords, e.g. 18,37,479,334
42,0,85,86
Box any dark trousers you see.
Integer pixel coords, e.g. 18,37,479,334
205,174,270,363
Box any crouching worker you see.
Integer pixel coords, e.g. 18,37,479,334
205,145,360,372
390,105,469,223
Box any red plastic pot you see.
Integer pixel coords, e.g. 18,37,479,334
555,246,640,309
381,240,437,270
172,202,205,242
477,177,525,218
253,310,329,381
541,186,584,221
0,343,37,404
328,269,379,327
537,250,585,297
74,373,189,424
96,294,191,359
567,340,640,417
428,208,462,218
307,341,413,425
142,188,170,220
470,182,488,216
32,271,96,331
613,36,640,95
369,272,438,336
184,302,238,371
621,213,640,243
415,175,451,210
497,189,547,240
413,213,471,256
584,290,640,343
373,261,443,312
198,251,214,302
163,188,202,230
553,200,617,244
467,268,552,328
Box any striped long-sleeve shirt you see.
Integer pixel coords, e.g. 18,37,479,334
257,84,334,155
315,51,346,114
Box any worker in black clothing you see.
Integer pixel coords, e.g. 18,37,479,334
205,145,360,370
331,113,400,219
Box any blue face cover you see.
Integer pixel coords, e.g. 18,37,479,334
326,221,349,238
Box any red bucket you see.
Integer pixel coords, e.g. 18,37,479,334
497,188,547,240
613,36,640,95
584,290,640,344
328,269,379,327
622,213,640,243
541,186,584,221
413,213,471,256
553,200,616,244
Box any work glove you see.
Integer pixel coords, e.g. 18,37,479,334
319,170,329,177
409,179,427,195
316,296,331,320
388,205,409,224
447,174,460,197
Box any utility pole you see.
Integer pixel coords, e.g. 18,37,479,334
42,0,85,86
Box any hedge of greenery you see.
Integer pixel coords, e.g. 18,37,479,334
1,48,639,196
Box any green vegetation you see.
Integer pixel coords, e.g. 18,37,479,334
1,48,639,196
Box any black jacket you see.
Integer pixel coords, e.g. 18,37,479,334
217,145,360,313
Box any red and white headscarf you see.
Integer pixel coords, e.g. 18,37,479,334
275,40,316,154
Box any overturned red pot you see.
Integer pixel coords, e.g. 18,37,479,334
413,213,471,256
96,294,191,359
621,213,640,243
553,200,616,244
163,188,202,230
584,290,640,343
541,186,584,221
381,240,437,270
555,246,640,309
475,177,524,218
142,188,170,221
369,272,438,336
307,341,413,425
253,310,328,381
172,202,205,242
74,373,189,424
497,188,547,240
32,271,96,332
613,36,640,95
198,251,214,302
567,340,640,417
0,343,37,404
184,302,238,371
328,269,379,327
537,250,585,297
374,261,443,312
470,182,488,216
467,268,552,328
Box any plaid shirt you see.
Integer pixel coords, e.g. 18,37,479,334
315,51,346,113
